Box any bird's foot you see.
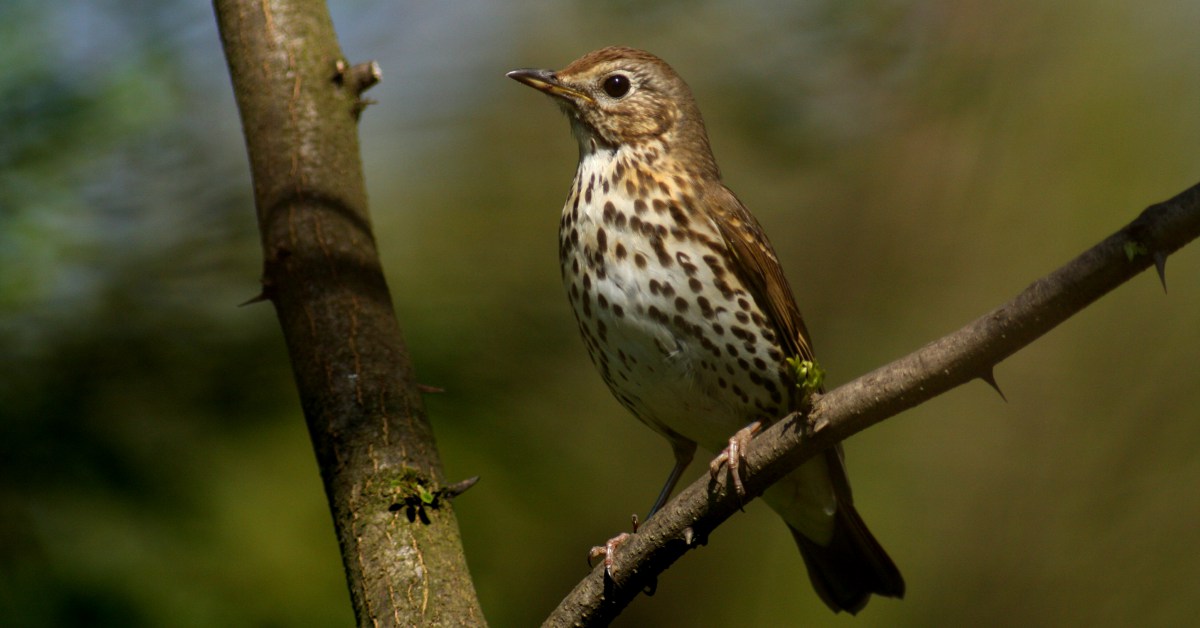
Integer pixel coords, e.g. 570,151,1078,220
587,514,639,578
588,532,630,578
709,420,763,500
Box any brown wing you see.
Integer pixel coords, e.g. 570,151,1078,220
706,183,816,378
706,186,904,608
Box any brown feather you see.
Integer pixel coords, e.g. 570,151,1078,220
705,183,816,382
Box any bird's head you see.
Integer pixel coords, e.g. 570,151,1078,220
508,46,717,176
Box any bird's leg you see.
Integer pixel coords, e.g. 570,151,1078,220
589,438,695,578
709,420,763,499
647,438,696,519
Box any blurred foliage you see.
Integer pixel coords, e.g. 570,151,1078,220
2,0,1199,626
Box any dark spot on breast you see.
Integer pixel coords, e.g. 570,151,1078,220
725,343,739,357
735,311,750,324
597,228,607,253
715,278,734,299
651,236,672,267
613,304,625,318
615,243,627,259
598,293,609,309
603,201,616,223
669,204,690,228
652,199,667,214
689,277,703,293
634,253,647,269
674,296,688,312
634,198,647,215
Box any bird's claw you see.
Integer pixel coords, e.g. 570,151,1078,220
588,532,631,578
709,421,762,499
587,514,639,578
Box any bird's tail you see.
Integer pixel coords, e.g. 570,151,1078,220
791,499,905,614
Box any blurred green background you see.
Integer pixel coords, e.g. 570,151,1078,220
2,1,1199,626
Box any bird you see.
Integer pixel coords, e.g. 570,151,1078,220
508,46,904,614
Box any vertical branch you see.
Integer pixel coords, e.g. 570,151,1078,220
213,1,484,625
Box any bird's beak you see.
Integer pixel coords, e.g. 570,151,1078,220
507,68,595,104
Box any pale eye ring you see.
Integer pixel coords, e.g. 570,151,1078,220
602,73,631,98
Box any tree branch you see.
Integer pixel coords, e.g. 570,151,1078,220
545,181,1200,626
213,1,483,625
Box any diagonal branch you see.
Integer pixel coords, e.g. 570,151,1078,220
545,181,1200,626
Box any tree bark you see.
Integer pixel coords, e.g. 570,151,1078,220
213,1,484,625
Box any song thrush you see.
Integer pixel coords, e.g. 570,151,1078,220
508,46,904,614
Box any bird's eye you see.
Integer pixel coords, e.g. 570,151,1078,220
602,74,631,98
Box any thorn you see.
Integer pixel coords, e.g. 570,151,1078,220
979,367,1008,402
351,61,383,93
439,476,479,499
630,513,640,533
1153,251,1168,292
682,526,695,546
417,384,445,394
238,292,269,307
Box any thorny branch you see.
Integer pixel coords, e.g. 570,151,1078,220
544,181,1200,627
